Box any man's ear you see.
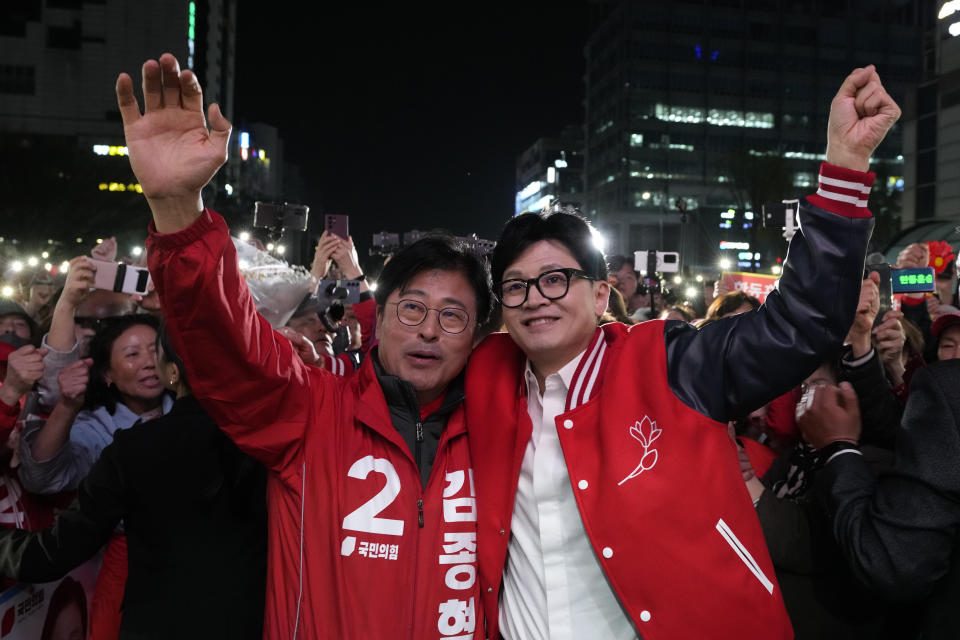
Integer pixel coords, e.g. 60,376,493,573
594,280,610,318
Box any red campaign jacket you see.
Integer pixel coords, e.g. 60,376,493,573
466,167,876,640
148,211,481,640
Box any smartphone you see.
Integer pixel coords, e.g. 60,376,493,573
325,214,350,240
864,263,893,328
91,259,151,296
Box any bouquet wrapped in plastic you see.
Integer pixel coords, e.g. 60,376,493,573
232,237,315,328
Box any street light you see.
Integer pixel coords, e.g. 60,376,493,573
719,259,731,271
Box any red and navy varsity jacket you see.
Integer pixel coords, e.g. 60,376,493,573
465,163,875,640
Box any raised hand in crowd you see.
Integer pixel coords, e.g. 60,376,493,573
310,231,340,282
845,271,880,358
874,309,906,385
0,345,48,407
275,326,322,367
56,358,92,411
926,294,958,319
331,235,363,281
90,236,118,262
116,53,230,232
714,277,733,299
896,242,929,270
826,64,902,170
797,382,861,450
47,256,95,352
27,357,93,465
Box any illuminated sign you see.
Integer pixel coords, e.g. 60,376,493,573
92,145,128,156
547,167,556,184
940,1,959,19
187,2,196,67
240,131,249,161
98,182,144,193
720,209,735,219
719,241,750,250
900,272,932,286
518,180,541,200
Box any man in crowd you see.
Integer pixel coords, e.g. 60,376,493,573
118,53,490,638
463,65,899,639
931,312,960,361
800,360,960,639
0,301,33,345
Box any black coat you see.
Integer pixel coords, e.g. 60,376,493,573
0,395,267,639
816,360,960,639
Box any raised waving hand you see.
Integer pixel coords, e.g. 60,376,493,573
116,53,231,232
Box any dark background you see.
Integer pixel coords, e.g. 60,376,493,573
233,3,590,255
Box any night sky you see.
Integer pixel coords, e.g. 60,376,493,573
234,3,590,257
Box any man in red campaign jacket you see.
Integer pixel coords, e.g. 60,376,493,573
465,66,900,639
117,54,491,639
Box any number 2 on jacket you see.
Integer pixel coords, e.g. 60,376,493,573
342,456,405,536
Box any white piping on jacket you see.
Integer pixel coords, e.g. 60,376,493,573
716,518,774,595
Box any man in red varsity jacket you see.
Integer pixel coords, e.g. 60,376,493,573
117,53,491,639
464,65,900,639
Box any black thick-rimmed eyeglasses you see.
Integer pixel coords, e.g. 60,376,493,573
387,299,471,334
495,267,595,309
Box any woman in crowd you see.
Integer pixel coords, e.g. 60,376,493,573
0,325,267,639
19,314,171,494
698,290,761,327
20,311,172,639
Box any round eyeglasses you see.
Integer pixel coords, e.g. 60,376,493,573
495,267,595,309
388,299,471,334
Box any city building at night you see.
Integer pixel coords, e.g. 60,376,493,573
582,0,930,271
0,0,236,255
514,125,585,214
901,0,960,226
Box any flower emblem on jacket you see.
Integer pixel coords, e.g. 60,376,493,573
618,416,661,486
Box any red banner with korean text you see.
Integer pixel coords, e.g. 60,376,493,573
721,271,779,303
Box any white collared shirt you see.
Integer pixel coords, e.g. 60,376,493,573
499,351,638,640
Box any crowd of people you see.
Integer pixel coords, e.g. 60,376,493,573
0,52,957,640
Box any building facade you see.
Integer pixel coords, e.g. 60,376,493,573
515,125,585,214
583,0,928,271
902,1,960,225
0,0,237,255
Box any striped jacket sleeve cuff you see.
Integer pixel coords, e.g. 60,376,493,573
805,162,876,219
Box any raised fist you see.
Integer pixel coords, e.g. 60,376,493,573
826,65,901,172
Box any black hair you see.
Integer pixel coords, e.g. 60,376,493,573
607,254,634,274
156,319,189,392
374,236,493,329
490,210,607,285
84,314,161,414
40,577,88,640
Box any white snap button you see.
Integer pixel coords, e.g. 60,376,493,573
640,610,651,622
487,587,493,593
602,547,613,558
563,419,574,429
499,529,505,535
578,480,588,490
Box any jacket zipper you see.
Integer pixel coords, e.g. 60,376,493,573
416,419,424,528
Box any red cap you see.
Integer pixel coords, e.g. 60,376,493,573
931,312,960,338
